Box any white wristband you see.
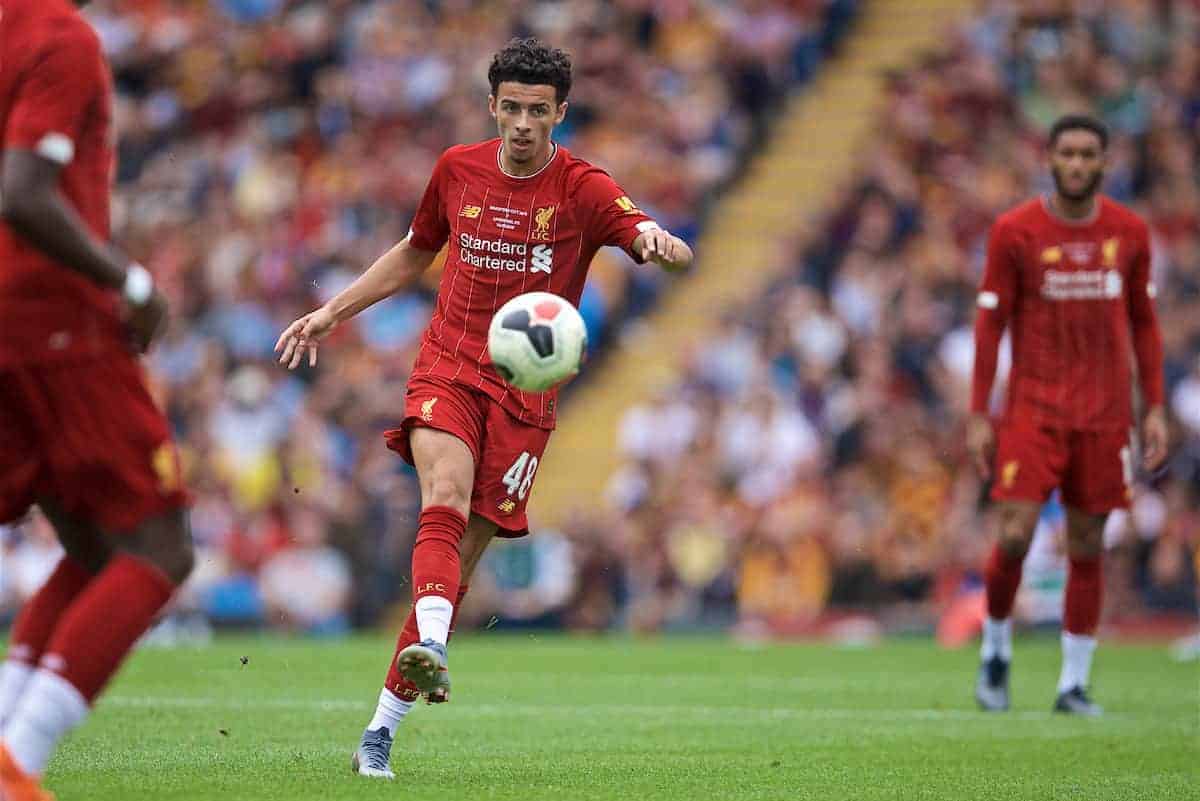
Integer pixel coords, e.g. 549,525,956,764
122,263,153,306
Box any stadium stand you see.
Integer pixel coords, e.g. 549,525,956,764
585,0,1200,636
0,0,859,632
1,0,1194,639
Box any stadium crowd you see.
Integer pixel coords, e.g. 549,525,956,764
0,0,857,633
0,0,1194,639
591,0,1200,636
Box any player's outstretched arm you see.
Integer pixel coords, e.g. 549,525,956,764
0,150,167,351
633,229,692,273
275,236,437,369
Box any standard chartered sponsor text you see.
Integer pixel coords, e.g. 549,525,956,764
460,233,529,272
1041,269,1123,300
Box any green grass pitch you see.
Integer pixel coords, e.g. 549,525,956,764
35,635,1197,800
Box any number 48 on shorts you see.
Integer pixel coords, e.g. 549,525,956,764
502,451,539,500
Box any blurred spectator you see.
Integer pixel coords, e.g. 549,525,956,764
0,517,64,625
260,505,353,634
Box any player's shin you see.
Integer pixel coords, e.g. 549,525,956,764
1059,555,1103,692
0,554,176,776
982,544,1024,660
0,557,93,729
376,584,470,725
410,506,467,645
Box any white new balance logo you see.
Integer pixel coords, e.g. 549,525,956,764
531,244,553,274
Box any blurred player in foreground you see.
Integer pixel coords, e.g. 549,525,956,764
969,114,1167,716
276,38,692,778
0,1,194,799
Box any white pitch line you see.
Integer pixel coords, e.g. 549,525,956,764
104,695,1125,724
105,695,368,711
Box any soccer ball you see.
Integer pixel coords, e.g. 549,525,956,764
487,292,587,392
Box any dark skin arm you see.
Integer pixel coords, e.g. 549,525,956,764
0,149,166,351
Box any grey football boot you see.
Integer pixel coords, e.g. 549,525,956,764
352,726,395,779
975,655,1010,711
397,639,451,703
1053,686,1103,717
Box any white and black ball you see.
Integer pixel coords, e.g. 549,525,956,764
487,292,587,392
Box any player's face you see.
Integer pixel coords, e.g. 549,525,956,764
1049,130,1107,202
489,82,567,166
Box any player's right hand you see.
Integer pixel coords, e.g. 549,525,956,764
123,289,168,353
966,413,995,480
275,306,338,369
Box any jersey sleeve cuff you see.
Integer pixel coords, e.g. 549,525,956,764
407,229,445,253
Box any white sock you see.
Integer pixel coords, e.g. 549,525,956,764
0,660,34,731
366,688,414,734
1057,631,1098,693
1,669,89,775
414,595,453,646
981,617,1013,662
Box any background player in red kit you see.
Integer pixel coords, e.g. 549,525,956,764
0,1,194,798
275,38,693,778
968,115,1167,716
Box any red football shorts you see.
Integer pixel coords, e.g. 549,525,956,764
385,376,551,537
991,420,1132,514
0,356,188,532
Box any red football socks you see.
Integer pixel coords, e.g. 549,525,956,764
985,544,1024,620
1063,555,1103,635
410,506,467,605
5,557,93,667
385,584,469,702
41,554,175,702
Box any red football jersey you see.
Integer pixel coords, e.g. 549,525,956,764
407,139,658,429
0,0,122,367
971,196,1164,429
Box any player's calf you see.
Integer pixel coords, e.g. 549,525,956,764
0,511,192,781
0,557,93,728
1056,510,1105,716
975,502,1038,712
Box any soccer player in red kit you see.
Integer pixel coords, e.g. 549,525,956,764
0,1,194,798
969,115,1167,716
275,38,692,777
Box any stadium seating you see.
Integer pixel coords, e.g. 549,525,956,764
0,0,858,631
591,0,1200,634
0,0,1194,638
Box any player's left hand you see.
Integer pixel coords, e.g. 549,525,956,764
637,228,690,271
1141,405,1168,472
123,288,168,354
275,306,338,369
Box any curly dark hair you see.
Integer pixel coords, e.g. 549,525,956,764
488,38,572,104
1049,114,1109,151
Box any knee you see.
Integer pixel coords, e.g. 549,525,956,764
997,513,1035,558
143,533,194,587
121,511,195,586
1067,529,1104,559
166,540,196,586
1066,510,1105,559
427,477,470,517
61,538,112,575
